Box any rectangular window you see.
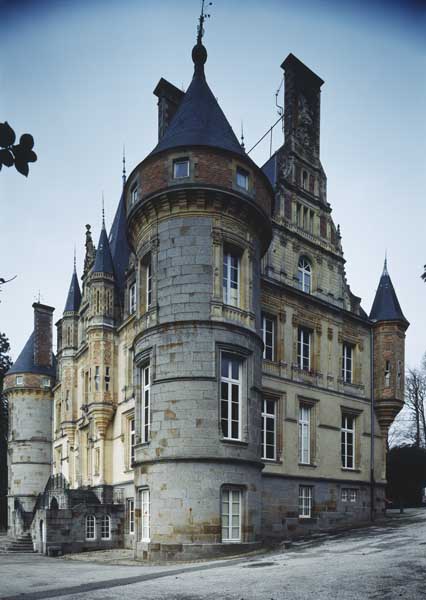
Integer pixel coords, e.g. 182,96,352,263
141,365,150,444
105,367,110,391
86,515,96,540
261,314,275,361
397,360,402,389
42,377,50,388
297,327,311,371
385,360,391,387
94,366,100,391
341,488,348,502
129,283,136,314
131,185,138,206
220,354,241,440
173,158,189,178
349,489,357,503
342,343,353,384
129,417,135,465
127,498,135,535
146,261,152,308
298,405,311,464
299,486,312,518
341,414,355,469
16,376,23,386
140,489,150,542
261,399,276,460
101,515,111,540
221,488,241,542
223,251,240,307
236,168,249,191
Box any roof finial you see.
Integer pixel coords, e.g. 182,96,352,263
102,191,105,229
122,145,126,187
73,245,76,273
192,1,211,76
240,121,245,150
383,250,388,276
197,0,212,45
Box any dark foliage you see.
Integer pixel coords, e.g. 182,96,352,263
0,122,37,177
387,445,426,508
0,333,12,529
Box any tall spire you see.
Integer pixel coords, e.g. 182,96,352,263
383,251,388,276
93,213,114,275
370,259,408,325
102,191,105,229
192,0,211,78
64,255,82,313
122,145,126,187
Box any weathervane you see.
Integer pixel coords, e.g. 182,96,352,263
122,145,126,187
102,191,105,228
197,0,212,44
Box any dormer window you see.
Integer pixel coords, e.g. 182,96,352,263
236,168,249,191
173,158,189,179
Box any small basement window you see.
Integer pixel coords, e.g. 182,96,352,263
173,158,189,179
236,168,249,191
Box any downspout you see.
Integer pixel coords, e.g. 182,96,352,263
370,327,375,521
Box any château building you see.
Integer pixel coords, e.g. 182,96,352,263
4,26,409,560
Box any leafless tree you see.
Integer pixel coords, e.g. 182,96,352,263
404,367,426,448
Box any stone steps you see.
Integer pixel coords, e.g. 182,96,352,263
2,533,35,553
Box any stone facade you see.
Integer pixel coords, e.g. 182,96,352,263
5,43,408,559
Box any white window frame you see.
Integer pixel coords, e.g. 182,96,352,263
129,416,135,465
223,250,240,307
236,167,249,191
141,365,150,444
341,414,355,469
86,515,96,540
100,515,111,540
342,343,353,384
349,489,357,503
94,366,100,391
261,398,276,461
42,377,50,388
299,486,312,519
131,185,138,206
297,327,311,371
16,375,23,386
129,283,136,314
261,314,275,361
221,488,242,543
297,257,311,293
140,488,150,542
384,360,391,387
127,498,135,535
173,158,189,179
298,405,311,464
220,354,242,441
146,261,152,308
341,488,348,502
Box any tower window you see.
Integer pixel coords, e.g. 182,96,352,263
173,158,189,178
221,488,242,542
397,360,402,389
131,185,138,206
297,257,311,293
384,361,391,387
220,354,242,441
129,283,136,314
94,366,100,391
302,170,308,190
341,414,355,469
342,343,353,384
297,327,311,371
105,366,110,391
141,365,150,444
140,488,150,542
86,515,96,540
146,260,152,308
223,250,240,307
299,486,313,518
236,168,249,191
16,376,23,386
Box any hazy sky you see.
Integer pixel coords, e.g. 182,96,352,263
1,0,425,367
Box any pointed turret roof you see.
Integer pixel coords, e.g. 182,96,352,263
109,191,131,291
149,39,244,158
93,221,115,275
370,259,408,325
8,332,56,376
64,266,81,313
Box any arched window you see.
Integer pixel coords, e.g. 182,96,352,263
86,515,96,540
298,257,311,293
101,515,111,540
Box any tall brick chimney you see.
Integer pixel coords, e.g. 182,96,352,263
153,78,185,141
32,302,54,368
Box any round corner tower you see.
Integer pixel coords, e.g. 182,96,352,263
4,302,55,537
125,36,273,560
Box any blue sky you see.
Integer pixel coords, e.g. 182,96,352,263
1,0,425,366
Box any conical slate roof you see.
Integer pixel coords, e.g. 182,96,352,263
370,260,408,325
93,223,115,275
109,191,131,291
64,268,81,313
8,332,56,376
150,42,244,158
